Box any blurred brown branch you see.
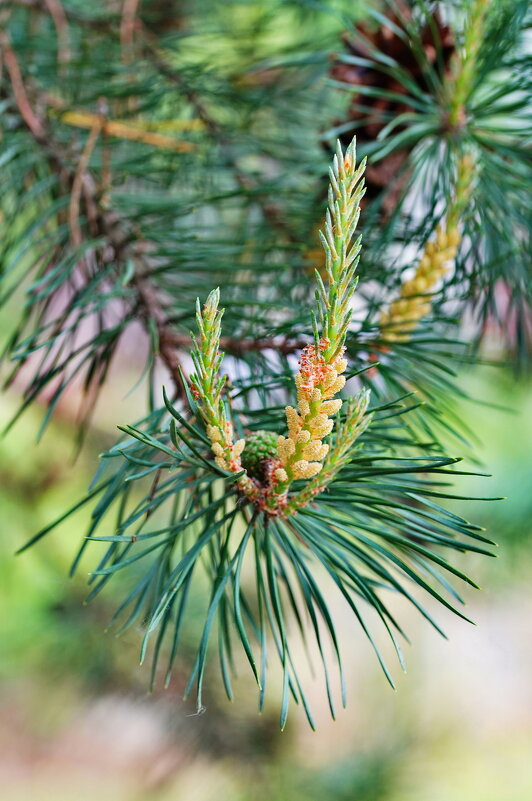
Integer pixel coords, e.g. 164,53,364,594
0,29,45,139
44,0,70,66
60,110,196,152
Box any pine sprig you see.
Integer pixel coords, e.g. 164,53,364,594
318,138,366,360
330,0,531,364
275,139,366,495
1,1,513,727
13,139,497,727
189,288,259,501
380,153,475,342
285,389,372,515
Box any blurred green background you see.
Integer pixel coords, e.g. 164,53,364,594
1,353,531,800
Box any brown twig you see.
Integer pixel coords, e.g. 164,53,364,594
44,0,70,66
0,29,46,140
132,273,186,392
69,119,102,247
163,329,308,357
120,0,141,59
61,110,195,152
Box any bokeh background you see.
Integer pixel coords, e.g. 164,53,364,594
1,0,531,798
1,307,532,801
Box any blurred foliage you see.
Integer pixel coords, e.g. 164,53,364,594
445,367,532,558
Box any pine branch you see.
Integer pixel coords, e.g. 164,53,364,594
0,30,298,410
275,139,366,495
28,139,492,727
2,0,514,726
329,0,531,364
379,154,475,342
1,3,317,421
0,68,186,398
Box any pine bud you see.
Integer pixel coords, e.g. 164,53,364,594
240,430,279,480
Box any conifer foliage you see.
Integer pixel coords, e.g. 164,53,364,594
1,1,530,725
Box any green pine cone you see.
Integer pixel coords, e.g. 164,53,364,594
241,430,278,480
